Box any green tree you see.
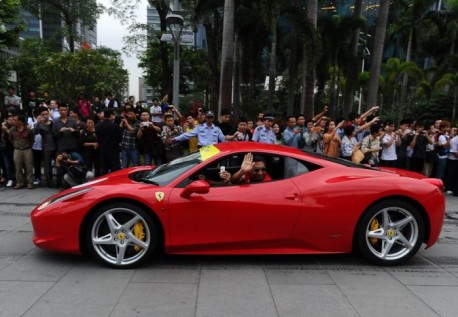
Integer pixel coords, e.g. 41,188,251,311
0,0,23,86
13,39,51,97
435,72,458,121
34,47,128,103
21,0,103,53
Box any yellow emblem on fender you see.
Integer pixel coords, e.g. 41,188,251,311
155,192,165,202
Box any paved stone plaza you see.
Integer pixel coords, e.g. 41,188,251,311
1,186,458,316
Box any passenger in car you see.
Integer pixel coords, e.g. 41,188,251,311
230,153,272,184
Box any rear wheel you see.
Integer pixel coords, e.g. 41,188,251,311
356,200,425,265
86,203,157,268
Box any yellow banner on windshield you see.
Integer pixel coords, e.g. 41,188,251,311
199,145,220,161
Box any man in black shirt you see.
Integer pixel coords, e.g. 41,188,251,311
96,109,121,175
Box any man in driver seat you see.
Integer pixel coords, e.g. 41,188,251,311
230,153,271,184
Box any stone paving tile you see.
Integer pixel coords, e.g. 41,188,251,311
131,267,201,284
0,254,75,282
22,264,134,317
196,269,277,317
0,215,31,231
111,283,198,317
0,281,54,317
264,269,334,285
408,285,458,317
0,231,35,256
0,255,21,271
329,271,439,317
271,284,359,317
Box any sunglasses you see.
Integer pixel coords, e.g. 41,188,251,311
254,167,266,172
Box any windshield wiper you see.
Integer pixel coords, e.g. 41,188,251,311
140,178,159,185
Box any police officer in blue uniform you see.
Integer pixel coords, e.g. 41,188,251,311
169,110,225,147
252,115,276,144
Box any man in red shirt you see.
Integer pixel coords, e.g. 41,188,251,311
230,153,271,184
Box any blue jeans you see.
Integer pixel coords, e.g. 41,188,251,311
121,148,140,168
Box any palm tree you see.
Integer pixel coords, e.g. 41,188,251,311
379,57,423,115
435,72,458,121
300,0,318,119
342,0,364,116
388,0,436,111
218,0,235,116
366,0,391,109
191,0,224,108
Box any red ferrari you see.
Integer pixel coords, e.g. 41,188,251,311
31,143,445,268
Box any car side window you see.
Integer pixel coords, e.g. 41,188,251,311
284,157,318,179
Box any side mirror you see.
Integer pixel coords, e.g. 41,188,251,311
180,180,210,198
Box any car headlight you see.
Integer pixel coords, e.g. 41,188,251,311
37,188,93,211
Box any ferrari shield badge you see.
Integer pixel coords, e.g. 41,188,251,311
155,192,165,202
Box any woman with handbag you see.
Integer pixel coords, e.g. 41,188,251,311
341,125,361,161
361,124,383,167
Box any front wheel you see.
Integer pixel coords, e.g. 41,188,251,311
356,200,425,265
86,203,157,268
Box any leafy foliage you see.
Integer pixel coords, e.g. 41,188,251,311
14,40,128,104
21,0,103,52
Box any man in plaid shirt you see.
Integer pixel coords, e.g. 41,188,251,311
161,114,184,162
119,109,140,168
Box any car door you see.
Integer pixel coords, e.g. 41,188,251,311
167,155,303,253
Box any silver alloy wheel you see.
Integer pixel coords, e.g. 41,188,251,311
91,207,151,266
365,206,419,261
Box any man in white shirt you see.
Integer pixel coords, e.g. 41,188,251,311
48,100,61,121
150,98,163,123
4,86,21,112
380,120,401,167
445,134,458,195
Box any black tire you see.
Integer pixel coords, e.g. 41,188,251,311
356,199,425,265
86,203,157,268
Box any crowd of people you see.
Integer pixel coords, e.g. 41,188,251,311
1,86,458,195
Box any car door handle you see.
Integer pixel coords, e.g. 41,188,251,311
285,193,299,201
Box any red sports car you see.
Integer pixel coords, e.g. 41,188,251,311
31,143,445,268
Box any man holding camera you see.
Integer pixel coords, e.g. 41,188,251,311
407,122,434,173
55,151,92,188
119,109,140,168
34,107,57,187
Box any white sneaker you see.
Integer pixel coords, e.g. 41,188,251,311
33,179,41,185
6,180,13,187
446,190,453,195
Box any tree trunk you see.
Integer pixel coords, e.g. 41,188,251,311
342,0,363,115
287,33,297,116
301,0,317,119
233,33,241,120
156,3,172,97
400,28,413,112
218,0,235,117
366,0,390,109
204,16,221,109
268,13,277,112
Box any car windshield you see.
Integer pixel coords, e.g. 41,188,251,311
142,151,203,186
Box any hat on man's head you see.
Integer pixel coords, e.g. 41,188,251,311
206,110,215,117
264,115,275,121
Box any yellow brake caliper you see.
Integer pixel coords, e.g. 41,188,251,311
133,222,145,252
370,218,380,245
